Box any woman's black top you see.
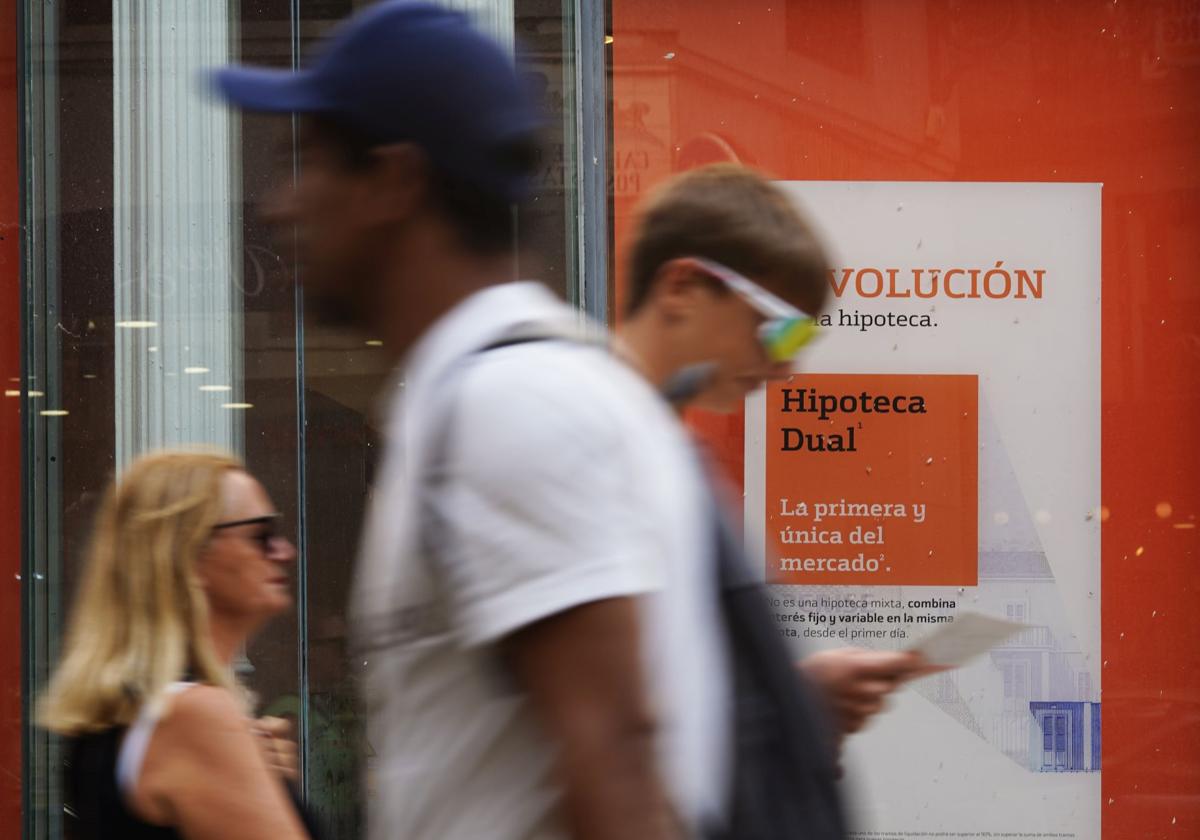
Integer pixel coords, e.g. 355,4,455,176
64,723,324,840
66,729,182,840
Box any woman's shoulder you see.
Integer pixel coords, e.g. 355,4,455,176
165,684,240,719
133,685,254,818
138,684,310,839
156,684,248,747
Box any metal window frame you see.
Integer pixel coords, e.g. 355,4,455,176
571,0,610,323
21,1,65,836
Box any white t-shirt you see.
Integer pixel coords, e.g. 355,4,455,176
352,282,730,840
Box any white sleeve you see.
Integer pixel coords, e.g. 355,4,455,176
429,355,664,647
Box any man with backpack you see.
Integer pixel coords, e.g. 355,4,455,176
215,4,731,839
614,163,933,838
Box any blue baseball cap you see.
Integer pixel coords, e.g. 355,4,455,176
212,1,541,202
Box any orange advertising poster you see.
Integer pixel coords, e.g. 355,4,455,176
765,374,977,587
736,178,1103,832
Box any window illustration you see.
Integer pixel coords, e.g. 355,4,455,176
1005,601,1028,623
1002,660,1030,699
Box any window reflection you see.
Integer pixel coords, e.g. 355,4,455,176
34,1,585,835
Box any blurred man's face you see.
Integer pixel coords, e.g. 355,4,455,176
658,261,798,413
688,283,794,413
260,119,381,328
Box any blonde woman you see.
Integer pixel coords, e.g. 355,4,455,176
41,450,315,840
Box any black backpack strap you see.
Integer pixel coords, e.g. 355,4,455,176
702,472,849,840
479,334,560,352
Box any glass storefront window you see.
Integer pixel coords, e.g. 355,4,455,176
14,1,1194,838
18,2,600,836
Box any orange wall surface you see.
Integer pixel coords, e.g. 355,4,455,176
612,2,1199,837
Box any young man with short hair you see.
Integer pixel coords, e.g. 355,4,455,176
616,164,927,744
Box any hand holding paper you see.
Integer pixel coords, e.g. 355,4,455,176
800,647,931,734
909,611,1029,669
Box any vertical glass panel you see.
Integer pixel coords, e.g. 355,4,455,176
23,4,112,835
23,1,587,837
21,1,305,833
290,7,381,834
111,0,243,465
235,0,304,808
514,0,580,300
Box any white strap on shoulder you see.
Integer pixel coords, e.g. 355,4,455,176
116,681,197,795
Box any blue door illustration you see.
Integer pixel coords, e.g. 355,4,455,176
1041,712,1068,771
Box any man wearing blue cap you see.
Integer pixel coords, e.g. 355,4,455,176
215,4,713,840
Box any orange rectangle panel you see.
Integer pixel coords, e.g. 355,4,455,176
764,373,977,586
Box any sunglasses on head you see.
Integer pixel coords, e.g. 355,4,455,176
688,257,820,363
212,513,283,553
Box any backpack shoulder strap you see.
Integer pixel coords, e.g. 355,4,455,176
698,463,849,840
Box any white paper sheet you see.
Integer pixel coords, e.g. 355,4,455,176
910,611,1029,668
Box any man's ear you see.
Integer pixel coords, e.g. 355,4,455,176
362,142,432,223
650,259,708,320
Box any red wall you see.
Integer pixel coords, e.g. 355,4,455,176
613,2,1199,837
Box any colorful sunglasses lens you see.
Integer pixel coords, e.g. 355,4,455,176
761,317,819,362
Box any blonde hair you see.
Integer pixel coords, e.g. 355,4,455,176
40,448,247,734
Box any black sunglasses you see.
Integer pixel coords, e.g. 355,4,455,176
212,513,283,552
